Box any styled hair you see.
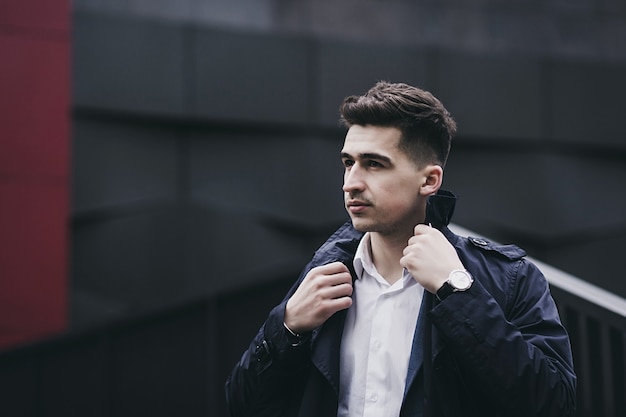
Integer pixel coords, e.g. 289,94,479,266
339,81,457,167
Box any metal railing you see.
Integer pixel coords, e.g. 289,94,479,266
451,224,626,417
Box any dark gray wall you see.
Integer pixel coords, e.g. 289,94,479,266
73,0,626,63
71,8,626,330
0,278,296,417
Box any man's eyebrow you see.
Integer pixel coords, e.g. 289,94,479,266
341,152,392,163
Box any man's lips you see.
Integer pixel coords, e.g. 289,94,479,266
346,200,370,213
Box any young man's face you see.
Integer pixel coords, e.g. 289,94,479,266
341,125,435,237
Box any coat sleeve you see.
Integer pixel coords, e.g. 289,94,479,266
429,258,577,417
225,271,313,417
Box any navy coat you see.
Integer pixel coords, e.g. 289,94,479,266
225,191,576,417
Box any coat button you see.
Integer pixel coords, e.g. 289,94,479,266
471,237,488,246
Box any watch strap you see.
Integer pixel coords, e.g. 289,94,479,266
436,281,454,301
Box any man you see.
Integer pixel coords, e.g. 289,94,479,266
225,81,576,417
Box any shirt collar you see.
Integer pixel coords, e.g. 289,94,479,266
353,233,417,290
352,233,371,281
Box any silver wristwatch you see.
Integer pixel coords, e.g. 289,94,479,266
436,269,473,301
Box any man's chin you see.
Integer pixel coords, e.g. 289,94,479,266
350,218,401,236
350,218,375,233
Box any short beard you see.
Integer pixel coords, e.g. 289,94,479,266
350,217,404,236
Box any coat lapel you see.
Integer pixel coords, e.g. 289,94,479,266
404,295,447,400
404,294,428,398
310,308,348,395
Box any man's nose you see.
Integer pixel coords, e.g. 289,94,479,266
343,165,365,193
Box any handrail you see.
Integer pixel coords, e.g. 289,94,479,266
449,223,626,318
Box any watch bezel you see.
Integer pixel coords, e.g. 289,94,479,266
448,269,473,291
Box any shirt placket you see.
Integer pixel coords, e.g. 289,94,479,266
362,290,395,417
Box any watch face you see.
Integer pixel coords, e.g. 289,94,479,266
449,270,473,290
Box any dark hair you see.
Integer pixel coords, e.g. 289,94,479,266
339,81,457,167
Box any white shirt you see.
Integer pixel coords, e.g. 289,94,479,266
338,233,423,417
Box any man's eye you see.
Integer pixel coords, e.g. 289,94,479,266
367,160,382,168
343,159,355,168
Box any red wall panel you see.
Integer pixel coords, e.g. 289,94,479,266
0,0,70,349
0,0,69,33
0,182,67,347
0,35,70,177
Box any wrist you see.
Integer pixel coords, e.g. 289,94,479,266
283,322,309,347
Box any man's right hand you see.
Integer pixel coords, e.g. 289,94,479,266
284,262,353,333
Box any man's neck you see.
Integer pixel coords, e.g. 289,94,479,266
369,231,413,285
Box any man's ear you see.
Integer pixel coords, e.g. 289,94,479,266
419,164,443,196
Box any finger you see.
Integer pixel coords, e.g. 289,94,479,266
324,261,350,271
320,282,353,299
320,271,353,287
399,254,417,270
316,261,350,275
405,234,428,252
404,237,419,252
413,223,434,235
324,296,353,312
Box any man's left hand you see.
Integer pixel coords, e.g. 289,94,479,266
400,224,465,293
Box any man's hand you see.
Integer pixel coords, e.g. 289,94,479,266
284,262,353,333
400,224,465,293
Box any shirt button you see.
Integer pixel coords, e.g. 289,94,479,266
370,393,378,402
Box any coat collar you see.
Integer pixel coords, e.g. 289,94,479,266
424,189,456,230
309,190,457,396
